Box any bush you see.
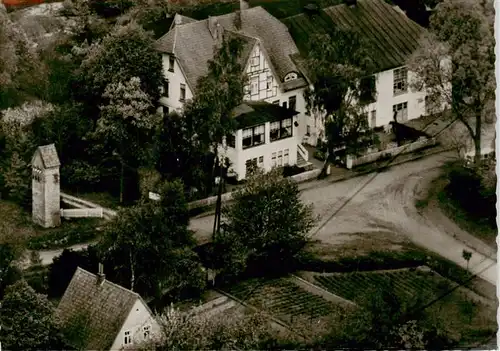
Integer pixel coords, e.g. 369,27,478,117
445,165,496,226
314,150,326,161
282,164,304,177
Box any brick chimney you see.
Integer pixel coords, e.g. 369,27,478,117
97,263,105,286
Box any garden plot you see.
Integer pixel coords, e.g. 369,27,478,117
304,266,497,346
225,277,345,329
312,267,448,303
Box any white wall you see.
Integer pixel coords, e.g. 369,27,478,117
304,66,429,147
365,68,427,127
222,115,300,180
111,299,160,351
160,54,194,112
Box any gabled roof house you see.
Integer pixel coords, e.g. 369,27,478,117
283,0,438,146
155,1,312,180
56,267,160,350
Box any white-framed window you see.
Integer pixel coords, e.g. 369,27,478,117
143,325,151,340
180,84,186,101
266,75,273,90
288,96,297,111
270,118,293,141
169,56,175,72
250,77,259,95
258,156,264,168
393,67,408,96
246,158,257,175
392,102,408,122
370,110,376,128
271,152,277,167
242,124,265,149
284,149,289,165
277,151,283,166
163,79,169,97
124,331,132,345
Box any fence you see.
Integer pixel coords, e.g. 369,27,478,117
346,137,437,169
60,208,104,219
187,168,322,210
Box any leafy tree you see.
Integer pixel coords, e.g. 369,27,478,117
73,21,163,117
47,246,100,298
153,111,212,199
0,118,37,207
88,0,135,18
143,306,300,350
320,283,456,349
99,179,206,299
408,0,495,166
93,77,160,203
304,27,376,176
0,280,67,350
0,244,22,300
0,6,48,109
182,35,247,184
214,168,315,280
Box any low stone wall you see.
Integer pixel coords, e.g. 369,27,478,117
347,137,437,169
187,168,322,210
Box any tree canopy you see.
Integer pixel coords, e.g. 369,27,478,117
214,168,315,280
408,0,495,165
0,280,67,350
99,179,206,299
304,26,377,175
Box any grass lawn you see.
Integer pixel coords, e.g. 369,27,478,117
0,200,104,252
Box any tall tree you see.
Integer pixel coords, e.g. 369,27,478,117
74,21,163,118
407,0,494,166
93,77,159,203
99,179,206,299
0,5,48,109
0,280,67,350
214,168,315,280
182,34,247,184
304,27,376,176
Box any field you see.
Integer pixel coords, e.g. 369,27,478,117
225,276,347,335
312,267,451,303
299,267,497,346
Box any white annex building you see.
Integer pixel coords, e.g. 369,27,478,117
284,0,436,146
155,0,435,179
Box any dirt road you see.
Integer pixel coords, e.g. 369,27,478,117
192,151,497,286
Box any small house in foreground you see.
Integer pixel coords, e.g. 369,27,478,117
56,267,160,350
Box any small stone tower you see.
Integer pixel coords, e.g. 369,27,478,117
32,144,61,228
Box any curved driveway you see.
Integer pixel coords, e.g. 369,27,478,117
191,151,497,286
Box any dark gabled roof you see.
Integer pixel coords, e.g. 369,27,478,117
56,267,149,350
155,7,304,91
232,101,299,129
32,143,60,168
283,0,426,72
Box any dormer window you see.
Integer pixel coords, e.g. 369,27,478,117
169,56,175,72
284,72,298,82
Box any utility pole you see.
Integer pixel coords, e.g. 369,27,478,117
212,156,225,242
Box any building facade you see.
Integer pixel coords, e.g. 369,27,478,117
155,4,310,179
